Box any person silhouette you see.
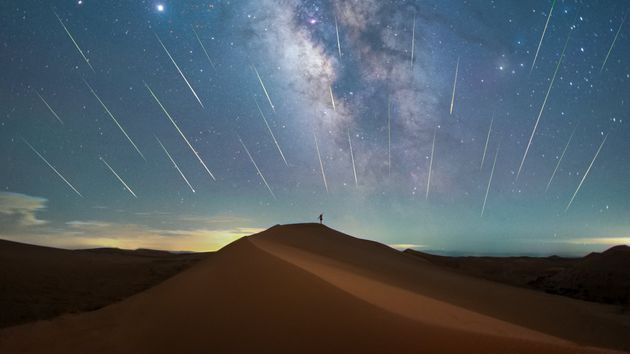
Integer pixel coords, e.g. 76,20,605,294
319,213,323,224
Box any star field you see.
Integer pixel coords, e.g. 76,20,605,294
0,0,629,254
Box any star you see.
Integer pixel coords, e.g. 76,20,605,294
2,0,628,255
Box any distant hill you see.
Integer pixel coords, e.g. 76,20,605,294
530,245,630,304
0,238,208,328
405,245,630,305
82,247,181,257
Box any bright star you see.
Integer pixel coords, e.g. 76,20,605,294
156,4,165,12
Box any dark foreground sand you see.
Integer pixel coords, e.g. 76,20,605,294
0,239,207,328
0,224,628,353
405,246,630,305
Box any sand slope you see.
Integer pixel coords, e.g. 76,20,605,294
0,224,627,353
251,224,630,351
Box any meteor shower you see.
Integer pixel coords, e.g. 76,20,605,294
1,1,629,353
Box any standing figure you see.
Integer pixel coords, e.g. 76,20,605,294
319,213,323,224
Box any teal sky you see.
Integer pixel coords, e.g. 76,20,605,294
1,0,629,255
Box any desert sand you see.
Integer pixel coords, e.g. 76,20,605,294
0,223,628,353
0,239,206,328
405,246,630,305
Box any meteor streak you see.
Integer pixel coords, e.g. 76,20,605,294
450,57,459,115
600,15,626,73
410,14,416,68
565,134,608,212
426,127,437,200
516,27,572,181
36,92,64,125
252,64,275,112
145,82,216,181
530,0,556,74
155,33,205,109
314,130,329,194
53,11,94,72
254,98,288,166
192,27,216,70
155,136,196,193
22,138,83,198
335,16,342,58
545,127,576,193
387,97,392,177
84,79,145,161
348,129,358,187
99,157,137,198
238,135,276,200
481,143,500,217
329,85,336,111
480,114,493,169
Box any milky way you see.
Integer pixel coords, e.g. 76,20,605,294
0,0,628,254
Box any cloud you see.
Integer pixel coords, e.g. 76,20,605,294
4,219,265,252
175,214,252,226
66,220,111,228
388,243,427,250
0,191,265,251
543,237,630,246
59,223,265,252
2,208,265,252
0,192,48,227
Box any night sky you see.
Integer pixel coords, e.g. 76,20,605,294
1,0,629,254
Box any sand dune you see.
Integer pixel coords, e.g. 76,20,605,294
405,245,630,305
0,239,207,328
252,238,568,344
252,224,630,351
0,224,627,353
